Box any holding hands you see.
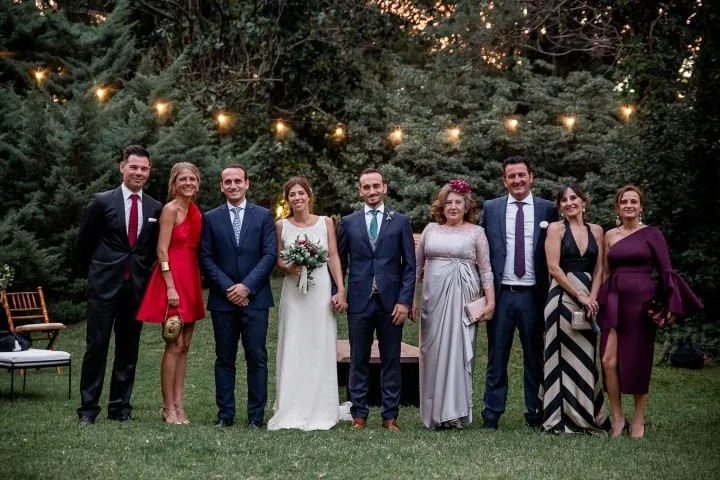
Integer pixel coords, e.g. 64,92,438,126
331,291,348,313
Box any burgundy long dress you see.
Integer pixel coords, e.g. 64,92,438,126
136,202,205,324
597,226,703,394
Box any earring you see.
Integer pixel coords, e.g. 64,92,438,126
582,207,586,213
170,185,177,198
559,211,565,219
615,215,621,227
639,213,643,224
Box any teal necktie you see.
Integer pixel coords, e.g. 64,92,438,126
369,210,379,240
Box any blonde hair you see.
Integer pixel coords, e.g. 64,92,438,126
168,162,201,200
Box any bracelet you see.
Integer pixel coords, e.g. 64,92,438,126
160,261,170,272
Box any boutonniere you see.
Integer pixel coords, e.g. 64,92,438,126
385,211,395,221
539,221,549,230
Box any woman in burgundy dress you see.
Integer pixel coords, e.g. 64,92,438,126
137,162,205,425
598,185,702,438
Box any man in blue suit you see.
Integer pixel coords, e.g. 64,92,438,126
336,168,416,431
480,156,558,429
199,164,277,428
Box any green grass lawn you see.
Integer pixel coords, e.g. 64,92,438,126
2,279,719,479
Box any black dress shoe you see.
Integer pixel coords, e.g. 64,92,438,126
248,421,263,429
482,419,499,430
78,416,95,428
215,418,234,428
108,413,134,423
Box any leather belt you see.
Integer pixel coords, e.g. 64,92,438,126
501,284,534,293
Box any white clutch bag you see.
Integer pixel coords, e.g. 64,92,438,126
463,296,488,326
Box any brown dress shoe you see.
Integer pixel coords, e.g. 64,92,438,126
382,419,400,432
350,418,367,430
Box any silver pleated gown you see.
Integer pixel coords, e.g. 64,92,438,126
416,223,494,429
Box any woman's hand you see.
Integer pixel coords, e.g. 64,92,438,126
667,311,677,325
287,265,303,276
577,293,598,316
167,286,180,308
478,304,495,322
331,292,347,313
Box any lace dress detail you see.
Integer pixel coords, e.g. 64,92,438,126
268,216,340,431
415,223,493,428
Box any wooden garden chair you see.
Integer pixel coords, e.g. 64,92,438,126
2,287,67,373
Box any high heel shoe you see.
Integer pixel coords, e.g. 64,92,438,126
160,407,182,425
630,423,645,439
610,417,629,438
175,407,190,425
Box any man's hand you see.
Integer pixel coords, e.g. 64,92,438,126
331,293,347,313
227,283,250,306
391,304,410,325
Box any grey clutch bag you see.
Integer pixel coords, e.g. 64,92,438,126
463,296,488,326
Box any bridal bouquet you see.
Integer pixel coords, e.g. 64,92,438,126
280,235,329,293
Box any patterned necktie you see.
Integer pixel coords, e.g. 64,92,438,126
232,207,243,245
126,193,139,280
369,209,380,240
514,201,526,278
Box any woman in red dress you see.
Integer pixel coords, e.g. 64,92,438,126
137,162,205,424
599,185,702,438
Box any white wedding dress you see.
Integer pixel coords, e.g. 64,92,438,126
268,217,342,431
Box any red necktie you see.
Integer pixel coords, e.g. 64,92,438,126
125,193,139,279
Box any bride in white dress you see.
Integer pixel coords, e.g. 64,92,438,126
268,176,348,431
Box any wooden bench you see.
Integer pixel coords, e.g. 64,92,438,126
336,339,420,407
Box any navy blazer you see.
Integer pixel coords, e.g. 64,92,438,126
199,202,277,311
480,194,558,304
75,187,162,302
336,208,416,314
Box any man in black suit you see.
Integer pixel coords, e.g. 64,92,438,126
75,145,163,426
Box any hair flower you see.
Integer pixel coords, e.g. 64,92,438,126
448,179,471,194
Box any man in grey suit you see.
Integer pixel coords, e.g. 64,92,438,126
480,156,558,429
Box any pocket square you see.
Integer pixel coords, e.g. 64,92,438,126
148,218,158,223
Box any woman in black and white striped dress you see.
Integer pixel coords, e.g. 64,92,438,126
541,184,610,434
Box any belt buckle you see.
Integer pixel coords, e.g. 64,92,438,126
507,285,522,293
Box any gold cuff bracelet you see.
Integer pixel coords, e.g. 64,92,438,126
160,262,170,272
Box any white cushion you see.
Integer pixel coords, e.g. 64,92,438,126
0,348,71,368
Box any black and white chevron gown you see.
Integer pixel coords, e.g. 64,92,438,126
541,221,610,434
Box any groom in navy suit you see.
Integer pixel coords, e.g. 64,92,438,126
199,164,277,428
480,156,557,429
336,168,416,431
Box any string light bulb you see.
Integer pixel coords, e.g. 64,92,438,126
333,124,345,138
34,70,46,83
563,115,576,129
95,87,107,101
275,120,287,135
216,113,229,127
505,118,518,132
448,127,461,140
390,128,403,143
155,102,168,115
621,105,634,120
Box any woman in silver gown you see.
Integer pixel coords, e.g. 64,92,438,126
414,180,495,429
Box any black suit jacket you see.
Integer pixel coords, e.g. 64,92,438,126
75,187,163,301
480,194,558,307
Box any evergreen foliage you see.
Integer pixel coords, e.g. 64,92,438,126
0,1,716,352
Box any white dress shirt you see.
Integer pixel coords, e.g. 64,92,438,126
502,193,535,286
227,199,247,232
364,203,385,235
121,183,143,236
